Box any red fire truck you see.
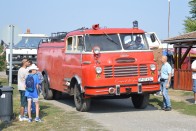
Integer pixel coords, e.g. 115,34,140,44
37,21,160,111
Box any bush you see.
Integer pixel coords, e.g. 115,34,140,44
0,46,6,71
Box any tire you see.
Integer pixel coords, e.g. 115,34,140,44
42,75,53,100
131,93,149,109
53,90,62,100
74,82,91,112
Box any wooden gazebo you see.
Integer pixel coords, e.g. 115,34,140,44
163,31,196,91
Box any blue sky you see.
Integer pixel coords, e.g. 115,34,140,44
0,0,189,42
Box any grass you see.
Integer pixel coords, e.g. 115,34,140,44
149,94,196,116
0,78,106,131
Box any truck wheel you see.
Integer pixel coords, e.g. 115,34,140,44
53,90,62,100
42,75,53,100
131,94,149,109
74,83,91,112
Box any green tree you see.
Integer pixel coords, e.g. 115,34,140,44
184,0,196,32
0,45,6,71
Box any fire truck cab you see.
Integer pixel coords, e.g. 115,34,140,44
37,22,160,112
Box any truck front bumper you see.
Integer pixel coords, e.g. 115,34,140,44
84,82,160,97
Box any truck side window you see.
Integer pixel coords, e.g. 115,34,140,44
67,37,73,51
77,36,83,52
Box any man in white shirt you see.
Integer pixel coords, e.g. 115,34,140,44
191,60,196,104
18,58,29,121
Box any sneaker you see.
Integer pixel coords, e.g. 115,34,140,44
161,107,166,110
19,116,28,121
194,101,196,104
165,107,172,111
35,117,42,122
28,118,32,123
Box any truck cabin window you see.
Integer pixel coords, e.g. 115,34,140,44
67,37,73,51
85,34,122,52
120,34,149,50
77,36,83,51
14,37,42,49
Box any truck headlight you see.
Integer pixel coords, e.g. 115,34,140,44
95,67,102,74
150,64,156,71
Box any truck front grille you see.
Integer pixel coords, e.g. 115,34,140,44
104,65,148,78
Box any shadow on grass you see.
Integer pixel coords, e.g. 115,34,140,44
149,96,163,109
0,105,50,130
186,98,194,104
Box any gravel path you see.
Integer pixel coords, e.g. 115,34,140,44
43,96,196,131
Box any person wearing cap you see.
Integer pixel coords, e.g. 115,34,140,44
133,36,144,49
18,58,29,121
124,36,145,50
25,64,42,122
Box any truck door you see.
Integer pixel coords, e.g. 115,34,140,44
63,36,83,82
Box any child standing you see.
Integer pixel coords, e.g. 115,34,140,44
25,64,42,122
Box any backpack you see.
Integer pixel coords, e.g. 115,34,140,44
25,74,35,93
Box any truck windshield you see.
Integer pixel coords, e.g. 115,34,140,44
119,34,149,50
13,37,42,49
85,34,122,52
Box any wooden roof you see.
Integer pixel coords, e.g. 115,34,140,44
163,31,196,44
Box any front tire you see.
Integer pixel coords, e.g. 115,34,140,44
131,94,149,109
74,82,91,112
42,75,53,100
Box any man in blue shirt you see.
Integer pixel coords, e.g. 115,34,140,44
160,56,172,111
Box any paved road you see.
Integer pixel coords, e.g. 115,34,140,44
43,95,196,131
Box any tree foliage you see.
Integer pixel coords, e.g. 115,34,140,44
184,0,196,32
0,45,6,71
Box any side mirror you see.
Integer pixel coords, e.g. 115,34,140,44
150,34,156,42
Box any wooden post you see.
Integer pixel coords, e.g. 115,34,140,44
178,47,182,69
174,47,177,69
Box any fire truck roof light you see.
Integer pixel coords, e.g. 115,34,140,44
133,21,138,28
92,24,100,30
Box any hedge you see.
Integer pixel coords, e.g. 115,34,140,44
0,46,6,71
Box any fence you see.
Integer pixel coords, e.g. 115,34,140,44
173,69,192,91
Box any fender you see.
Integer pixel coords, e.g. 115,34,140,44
72,75,84,93
42,69,51,87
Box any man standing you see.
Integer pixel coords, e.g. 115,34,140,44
18,58,29,121
160,56,172,111
191,59,196,104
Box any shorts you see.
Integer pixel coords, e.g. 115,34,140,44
27,97,39,102
19,90,27,107
193,79,196,93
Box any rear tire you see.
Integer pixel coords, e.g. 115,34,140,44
74,82,91,112
42,75,53,100
131,94,149,109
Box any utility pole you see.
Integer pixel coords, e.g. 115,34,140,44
8,25,14,86
168,0,171,38
167,0,171,53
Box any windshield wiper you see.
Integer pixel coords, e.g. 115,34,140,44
103,32,119,45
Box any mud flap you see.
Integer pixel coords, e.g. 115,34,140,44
138,83,142,94
116,85,120,95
